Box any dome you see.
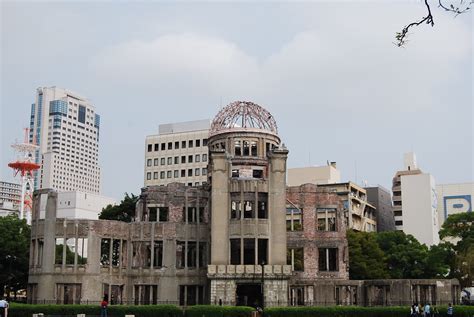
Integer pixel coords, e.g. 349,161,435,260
210,101,278,136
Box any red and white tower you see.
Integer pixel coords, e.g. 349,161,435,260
8,128,40,224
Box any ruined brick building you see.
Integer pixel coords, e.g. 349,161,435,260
27,102,459,306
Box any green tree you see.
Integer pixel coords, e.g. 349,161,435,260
439,212,474,287
347,230,389,279
0,214,31,298
376,231,429,279
424,242,455,279
99,193,138,222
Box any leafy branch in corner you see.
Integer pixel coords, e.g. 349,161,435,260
396,0,472,47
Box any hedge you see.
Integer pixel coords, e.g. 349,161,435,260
8,303,182,317
263,305,474,317
185,305,254,317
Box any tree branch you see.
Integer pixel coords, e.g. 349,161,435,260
395,0,472,47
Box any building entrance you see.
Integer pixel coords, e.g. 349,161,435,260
236,283,263,308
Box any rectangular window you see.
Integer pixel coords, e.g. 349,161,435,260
202,154,207,162
174,170,179,178
147,144,152,152
243,141,250,156
286,208,303,231
176,241,185,268
167,171,172,178
243,201,254,218
287,248,304,271
175,141,179,149
153,172,158,179
147,159,152,167
243,238,255,264
132,241,151,268
187,241,197,268
167,157,172,165
154,158,159,166
188,155,193,163
317,208,337,231
195,154,200,162
203,139,208,146
100,238,110,266
174,156,179,164
154,143,159,151
235,140,241,156
181,169,186,177
202,168,207,175
319,248,338,271
251,141,257,156
188,169,193,177
77,238,87,265
258,193,268,219
153,241,163,268
182,140,186,149
196,139,201,147
195,168,200,176
189,140,193,148
181,156,186,163
168,142,172,150
56,283,82,304
179,285,204,306
160,171,165,179
160,158,165,165
78,105,86,124
146,172,151,180
258,239,268,265
230,238,241,265
134,285,158,305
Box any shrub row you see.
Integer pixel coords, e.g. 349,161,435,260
263,305,474,317
10,303,474,317
9,303,182,317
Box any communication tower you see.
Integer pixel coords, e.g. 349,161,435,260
8,128,40,224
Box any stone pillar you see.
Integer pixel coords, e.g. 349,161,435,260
268,148,288,265
210,150,230,264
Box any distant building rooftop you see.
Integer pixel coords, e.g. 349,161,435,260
158,119,211,135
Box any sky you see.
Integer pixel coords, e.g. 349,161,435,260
1,1,472,201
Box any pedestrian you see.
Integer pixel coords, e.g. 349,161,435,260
100,295,108,317
415,303,420,316
0,297,8,317
447,303,453,317
410,303,416,317
424,303,431,317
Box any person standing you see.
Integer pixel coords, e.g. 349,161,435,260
447,303,453,317
100,296,108,317
424,303,431,317
0,297,9,317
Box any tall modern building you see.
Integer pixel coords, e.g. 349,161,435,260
287,163,341,186
0,180,21,217
392,153,439,246
29,87,101,194
144,120,210,187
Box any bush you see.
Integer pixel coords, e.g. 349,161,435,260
263,305,474,317
185,305,254,317
9,303,183,317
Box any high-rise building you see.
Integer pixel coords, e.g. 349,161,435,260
144,120,210,187
436,182,473,228
392,152,439,246
29,87,101,194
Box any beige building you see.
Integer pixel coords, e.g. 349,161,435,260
144,120,210,187
317,182,377,232
392,153,439,246
287,163,341,187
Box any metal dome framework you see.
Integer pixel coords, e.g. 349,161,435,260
210,101,278,136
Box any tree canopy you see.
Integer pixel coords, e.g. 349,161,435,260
99,193,138,222
0,214,31,297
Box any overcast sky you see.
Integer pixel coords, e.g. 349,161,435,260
1,1,472,201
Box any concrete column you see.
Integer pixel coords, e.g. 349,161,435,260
210,151,229,264
268,149,288,265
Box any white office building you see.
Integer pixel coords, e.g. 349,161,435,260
144,120,210,187
436,182,473,227
392,153,439,246
36,190,115,220
29,87,101,194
